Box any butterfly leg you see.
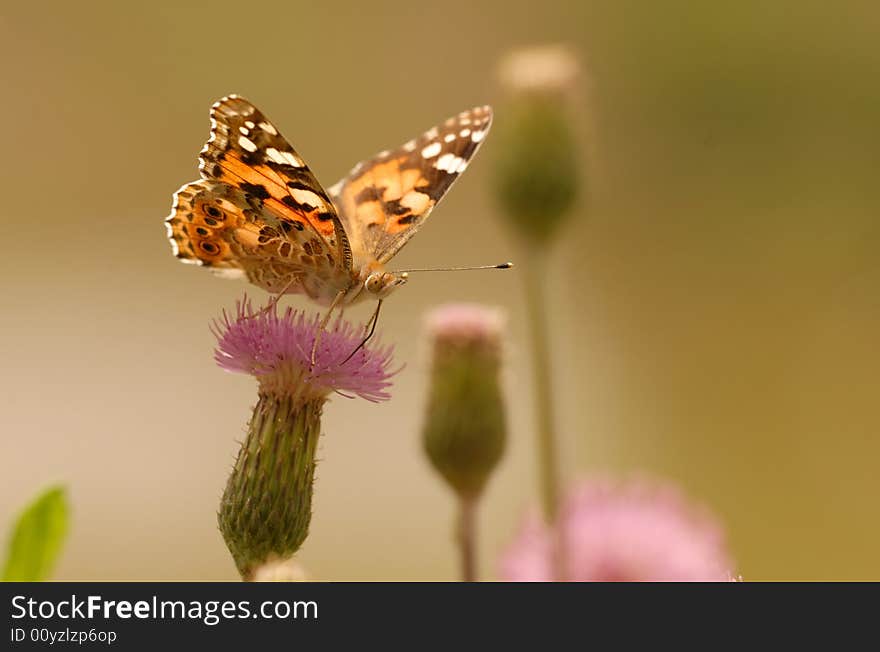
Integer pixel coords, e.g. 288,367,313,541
310,289,347,368
246,276,298,319
342,300,383,364
266,279,292,311
269,275,300,310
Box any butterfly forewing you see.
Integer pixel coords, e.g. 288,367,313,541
329,105,492,265
199,95,352,270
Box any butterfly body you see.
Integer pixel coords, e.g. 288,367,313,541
165,95,492,306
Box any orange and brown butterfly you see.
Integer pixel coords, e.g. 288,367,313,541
165,95,495,313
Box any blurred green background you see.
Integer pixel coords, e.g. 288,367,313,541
1,1,877,580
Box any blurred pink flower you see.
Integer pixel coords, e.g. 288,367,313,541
212,296,396,403
425,303,506,344
501,478,737,582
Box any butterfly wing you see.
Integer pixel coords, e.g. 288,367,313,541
198,95,352,271
166,95,356,301
166,179,343,296
329,105,492,265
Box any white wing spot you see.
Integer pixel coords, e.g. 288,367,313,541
459,117,471,126
460,128,471,138
403,139,417,152
266,147,303,167
244,120,256,129
238,126,250,135
435,153,466,173
265,147,286,164
290,187,325,208
471,130,486,143
444,133,455,143
425,127,439,140
258,121,278,135
238,136,258,152
400,190,431,213
421,142,442,158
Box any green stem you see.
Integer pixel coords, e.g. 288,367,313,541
456,496,478,582
218,393,323,580
524,252,561,526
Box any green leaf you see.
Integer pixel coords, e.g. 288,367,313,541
2,486,69,582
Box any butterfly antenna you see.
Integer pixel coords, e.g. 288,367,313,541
392,262,513,274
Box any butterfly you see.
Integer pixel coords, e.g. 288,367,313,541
165,95,496,321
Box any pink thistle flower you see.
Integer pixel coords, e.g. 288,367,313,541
212,297,396,403
212,296,396,578
501,477,737,582
425,303,506,345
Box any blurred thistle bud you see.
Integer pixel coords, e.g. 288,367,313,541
422,304,507,500
213,297,395,579
493,44,582,247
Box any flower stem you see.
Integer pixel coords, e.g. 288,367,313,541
456,496,478,582
218,393,323,580
523,251,561,525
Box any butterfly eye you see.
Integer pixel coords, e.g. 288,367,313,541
365,274,383,293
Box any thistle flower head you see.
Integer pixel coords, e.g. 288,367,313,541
498,44,580,97
426,303,506,345
213,297,395,403
213,296,396,578
501,477,737,582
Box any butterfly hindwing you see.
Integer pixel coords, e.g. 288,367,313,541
329,105,492,265
166,179,345,295
166,179,249,277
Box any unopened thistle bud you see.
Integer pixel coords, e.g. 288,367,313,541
422,304,507,500
213,297,395,579
493,44,582,247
